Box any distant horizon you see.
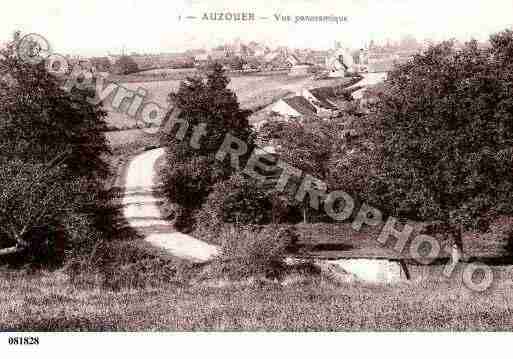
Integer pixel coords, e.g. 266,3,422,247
2,31,505,59
75,36,493,59
1,0,512,57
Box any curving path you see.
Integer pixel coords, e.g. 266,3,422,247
122,148,219,263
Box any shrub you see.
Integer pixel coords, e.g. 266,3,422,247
195,175,274,231
210,225,299,280
66,239,198,290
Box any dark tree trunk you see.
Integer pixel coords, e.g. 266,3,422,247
449,224,463,264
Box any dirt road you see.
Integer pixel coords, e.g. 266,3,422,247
122,148,219,262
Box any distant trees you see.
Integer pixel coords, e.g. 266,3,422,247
114,55,139,75
161,62,254,230
0,33,109,262
368,32,513,251
399,34,420,50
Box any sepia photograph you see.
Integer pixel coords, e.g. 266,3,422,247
1,0,513,354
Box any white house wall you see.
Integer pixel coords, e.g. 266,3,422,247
271,99,302,117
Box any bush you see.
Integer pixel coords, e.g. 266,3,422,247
66,239,198,290
210,225,299,280
195,175,274,231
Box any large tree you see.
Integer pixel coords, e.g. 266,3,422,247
260,117,348,223
0,33,109,260
162,62,254,230
369,33,513,251
0,40,110,179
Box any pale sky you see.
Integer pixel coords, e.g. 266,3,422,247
1,0,512,56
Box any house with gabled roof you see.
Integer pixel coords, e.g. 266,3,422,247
301,88,340,117
263,51,300,70
286,54,300,66
271,95,318,119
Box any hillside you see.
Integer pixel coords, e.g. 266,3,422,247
103,74,355,130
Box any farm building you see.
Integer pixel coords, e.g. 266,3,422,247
286,54,300,66
264,52,300,69
309,85,359,111
301,88,340,116
193,50,229,67
271,96,318,119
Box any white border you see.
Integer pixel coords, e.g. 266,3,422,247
0,332,509,359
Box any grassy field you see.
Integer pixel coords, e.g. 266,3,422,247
1,262,513,331
107,69,290,83
105,129,157,150
106,68,196,83
103,75,354,129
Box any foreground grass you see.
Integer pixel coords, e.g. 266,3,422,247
1,264,513,331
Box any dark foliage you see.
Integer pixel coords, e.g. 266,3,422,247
0,34,110,264
161,63,255,230
368,33,513,239
113,55,139,75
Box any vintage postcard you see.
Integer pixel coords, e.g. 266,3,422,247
1,0,513,356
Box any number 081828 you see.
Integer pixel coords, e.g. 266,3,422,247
8,337,40,345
